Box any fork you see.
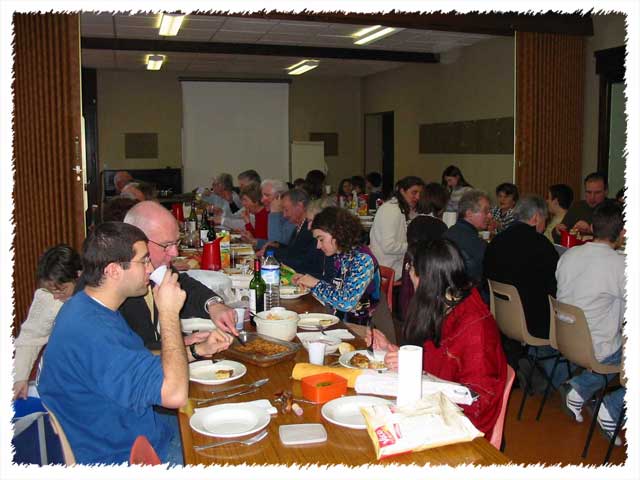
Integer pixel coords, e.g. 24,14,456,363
367,318,375,355
194,429,268,451
318,324,329,336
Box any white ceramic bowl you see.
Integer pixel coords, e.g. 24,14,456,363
254,307,299,341
301,336,341,354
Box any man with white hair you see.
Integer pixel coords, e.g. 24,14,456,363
484,195,561,389
241,179,295,249
123,201,238,354
113,170,133,194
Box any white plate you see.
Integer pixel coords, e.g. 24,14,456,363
279,286,309,300
297,313,339,331
188,359,246,385
358,215,373,221
181,317,217,333
338,350,388,371
190,404,270,438
321,395,392,430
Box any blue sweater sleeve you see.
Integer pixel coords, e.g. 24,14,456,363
311,253,374,312
268,212,296,245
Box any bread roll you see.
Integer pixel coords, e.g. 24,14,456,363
338,342,355,355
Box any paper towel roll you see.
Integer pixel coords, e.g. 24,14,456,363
397,345,423,407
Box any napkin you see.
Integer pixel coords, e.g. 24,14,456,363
194,399,277,415
291,363,363,388
354,371,475,406
296,329,355,343
397,345,423,407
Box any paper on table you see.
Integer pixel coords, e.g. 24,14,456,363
397,345,423,407
354,371,475,405
296,329,355,343
194,398,277,415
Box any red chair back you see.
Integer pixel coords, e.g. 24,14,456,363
378,266,395,312
129,435,161,465
489,365,515,450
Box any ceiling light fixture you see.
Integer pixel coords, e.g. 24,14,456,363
158,13,184,36
353,26,400,45
286,59,319,76
146,54,165,71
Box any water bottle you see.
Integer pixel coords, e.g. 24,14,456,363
261,250,280,310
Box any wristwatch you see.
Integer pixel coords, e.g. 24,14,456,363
204,294,225,312
189,342,206,361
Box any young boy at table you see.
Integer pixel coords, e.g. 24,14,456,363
38,222,232,464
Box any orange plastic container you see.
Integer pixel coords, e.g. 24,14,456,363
301,373,347,404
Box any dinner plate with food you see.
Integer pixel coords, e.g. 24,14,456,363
339,350,387,371
279,285,309,300
297,313,340,331
188,359,246,385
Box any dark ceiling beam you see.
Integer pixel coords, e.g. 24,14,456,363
196,10,594,37
81,38,439,63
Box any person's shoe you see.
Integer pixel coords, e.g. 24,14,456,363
558,383,584,422
597,402,623,447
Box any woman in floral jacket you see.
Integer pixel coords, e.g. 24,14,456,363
293,206,380,325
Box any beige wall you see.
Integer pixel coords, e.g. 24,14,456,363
362,37,515,198
98,70,183,170
96,71,363,190
289,77,362,189
582,14,627,190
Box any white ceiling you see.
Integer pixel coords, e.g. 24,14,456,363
81,13,500,77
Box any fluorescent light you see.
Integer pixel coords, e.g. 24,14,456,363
146,54,165,71
354,27,399,45
159,13,184,36
353,25,382,38
286,59,319,76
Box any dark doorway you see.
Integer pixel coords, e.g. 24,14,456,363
82,67,100,230
365,111,394,198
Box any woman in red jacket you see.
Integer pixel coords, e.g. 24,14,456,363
369,238,507,437
239,183,268,242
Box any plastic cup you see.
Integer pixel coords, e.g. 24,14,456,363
308,342,326,366
149,265,167,285
234,308,246,331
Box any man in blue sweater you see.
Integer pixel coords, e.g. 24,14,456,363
38,222,231,464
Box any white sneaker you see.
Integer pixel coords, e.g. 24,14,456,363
597,402,623,447
559,383,584,423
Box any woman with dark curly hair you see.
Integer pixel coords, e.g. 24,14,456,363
293,207,381,325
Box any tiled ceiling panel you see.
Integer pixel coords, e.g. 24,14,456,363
81,13,500,77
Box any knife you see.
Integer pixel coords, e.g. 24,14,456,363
207,377,269,395
195,386,260,407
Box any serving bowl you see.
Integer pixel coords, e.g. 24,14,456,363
254,307,299,341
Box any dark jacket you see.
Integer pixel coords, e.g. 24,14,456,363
443,219,487,284
484,221,559,339
119,272,216,350
551,200,599,243
273,220,328,280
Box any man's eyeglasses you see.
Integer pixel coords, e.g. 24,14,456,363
148,238,182,251
120,257,152,267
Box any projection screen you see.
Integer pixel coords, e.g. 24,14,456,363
181,80,290,191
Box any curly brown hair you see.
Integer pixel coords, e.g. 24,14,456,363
240,183,262,204
311,206,363,252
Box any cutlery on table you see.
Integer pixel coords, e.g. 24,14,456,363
195,386,260,407
367,318,375,356
194,429,268,451
207,377,269,394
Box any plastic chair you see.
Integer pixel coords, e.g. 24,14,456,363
603,353,626,465
489,364,515,451
550,297,620,458
42,404,75,465
378,266,395,312
130,435,161,465
488,279,558,420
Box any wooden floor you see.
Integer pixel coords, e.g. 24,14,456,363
502,386,626,465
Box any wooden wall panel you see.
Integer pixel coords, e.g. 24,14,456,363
515,32,585,197
12,13,83,336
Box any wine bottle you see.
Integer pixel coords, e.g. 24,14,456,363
249,258,266,319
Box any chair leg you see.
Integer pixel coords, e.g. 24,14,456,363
603,405,625,464
536,356,560,421
582,375,609,458
517,356,536,420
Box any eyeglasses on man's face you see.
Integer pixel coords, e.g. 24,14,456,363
119,257,153,268
148,238,182,251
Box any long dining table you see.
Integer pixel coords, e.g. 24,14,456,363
178,294,511,467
